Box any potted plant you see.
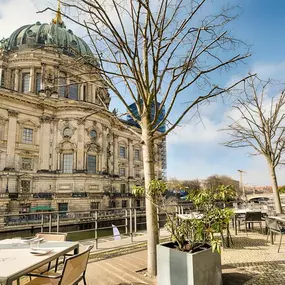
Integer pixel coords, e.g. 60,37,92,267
134,181,235,285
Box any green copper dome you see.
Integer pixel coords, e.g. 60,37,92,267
4,21,94,61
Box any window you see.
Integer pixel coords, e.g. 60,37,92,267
21,157,32,170
119,167,126,177
90,130,97,140
134,149,140,161
22,73,30,93
87,155,96,174
120,184,126,194
35,73,41,94
91,202,100,210
58,78,66,97
21,180,31,193
63,127,72,138
119,146,126,158
135,169,140,178
58,203,68,216
63,154,73,173
136,200,141,208
22,128,33,144
69,83,78,100
122,200,127,208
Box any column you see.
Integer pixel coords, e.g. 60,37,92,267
6,110,18,168
29,66,35,93
128,139,134,178
77,121,85,170
80,84,84,101
39,116,52,170
0,68,3,87
52,119,59,171
113,134,119,175
14,69,19,91
41,64,46,89
101,125,108,172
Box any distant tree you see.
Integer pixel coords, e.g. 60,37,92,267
279,186,285,194
204,175,238,192
223,76,285,213
182,179,201,193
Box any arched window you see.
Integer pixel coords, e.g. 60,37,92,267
90,130,97,140
63,127,72,138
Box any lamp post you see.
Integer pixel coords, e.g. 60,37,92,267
237,169,246,200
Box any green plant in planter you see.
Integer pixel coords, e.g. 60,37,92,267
133,181,235,253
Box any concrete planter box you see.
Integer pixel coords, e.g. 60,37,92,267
157,242,222,285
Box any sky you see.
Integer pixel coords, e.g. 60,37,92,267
0,0,284,186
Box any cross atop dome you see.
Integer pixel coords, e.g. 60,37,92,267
52,0,63,25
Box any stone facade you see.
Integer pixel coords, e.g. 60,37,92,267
0,20,163,216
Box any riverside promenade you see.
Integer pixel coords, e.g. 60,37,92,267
79,229,285,285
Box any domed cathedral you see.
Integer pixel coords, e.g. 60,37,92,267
0,5,163,218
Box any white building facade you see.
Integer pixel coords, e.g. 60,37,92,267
0,14,163,215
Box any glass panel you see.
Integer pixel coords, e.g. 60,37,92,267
63,154,73,173
119,146,126,158
22,128,33,144
22,73,30,93
90,130,97,139
35,73,41,94
91,202,100,209
122,200,127,208
119,168,126,177
134,149,140,160
58,78,66,97
22,157,32,170
120,184,126,194
21,180,30,193
87,155,96,174
69,83,78,100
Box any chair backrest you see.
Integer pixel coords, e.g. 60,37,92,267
245,211,262,221
59,245,93,285
265,217,280,231
36,232,67,241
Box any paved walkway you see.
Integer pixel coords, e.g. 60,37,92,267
80,228,285,285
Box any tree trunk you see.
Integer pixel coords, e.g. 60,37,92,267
267,160,282,214
141,122,159,277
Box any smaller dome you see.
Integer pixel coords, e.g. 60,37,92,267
4,21,95,63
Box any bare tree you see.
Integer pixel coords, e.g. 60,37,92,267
41,0,251,276
223,76,285,213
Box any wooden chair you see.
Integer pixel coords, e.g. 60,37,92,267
24,245,93,285
28,233,67,276
36,232,67,241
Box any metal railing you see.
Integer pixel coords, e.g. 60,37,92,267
0,203,194,248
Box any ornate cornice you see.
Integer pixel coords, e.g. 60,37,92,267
39,115,54,123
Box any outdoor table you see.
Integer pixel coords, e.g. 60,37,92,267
233,208,268,235
0,239,79,285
